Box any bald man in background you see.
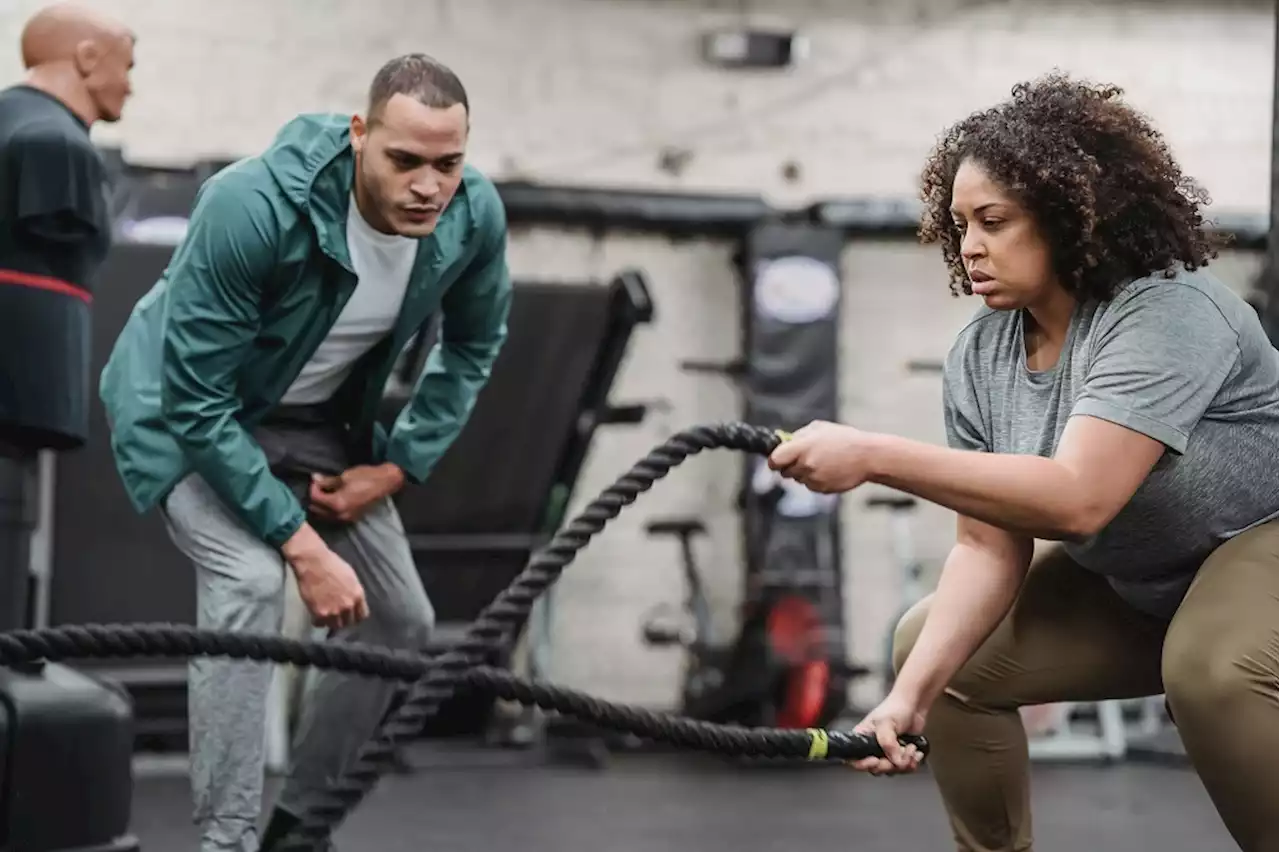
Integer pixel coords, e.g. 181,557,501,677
0,3,135,630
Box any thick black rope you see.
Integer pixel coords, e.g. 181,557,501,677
0,624,924,763
0,422,929,849
277,422,815,849
267,423,780,849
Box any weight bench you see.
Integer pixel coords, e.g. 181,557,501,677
379,270,655,743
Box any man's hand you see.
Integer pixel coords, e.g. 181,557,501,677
281,524,368,629
308,463,406,524
767,420,881,494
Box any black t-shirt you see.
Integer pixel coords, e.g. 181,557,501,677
0,85,112,450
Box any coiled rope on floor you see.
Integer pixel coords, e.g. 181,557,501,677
0,422,928,850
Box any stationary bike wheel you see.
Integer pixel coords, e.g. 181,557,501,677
765,595,831,729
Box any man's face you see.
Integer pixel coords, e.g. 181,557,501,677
82,33,134,123
350,94,468,238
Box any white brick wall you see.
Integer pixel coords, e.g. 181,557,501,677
0,0,1273,211
1,0,1271,707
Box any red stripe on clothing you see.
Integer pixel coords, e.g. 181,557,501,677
0,269,92,303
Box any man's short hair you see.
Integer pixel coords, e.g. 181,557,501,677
367,53,468,124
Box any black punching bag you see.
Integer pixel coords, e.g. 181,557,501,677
737,221,851,726
0,661,139,852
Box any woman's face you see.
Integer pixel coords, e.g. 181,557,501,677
949,158,1059,311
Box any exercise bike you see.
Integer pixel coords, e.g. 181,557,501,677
640,510,869,731
863,493,929,695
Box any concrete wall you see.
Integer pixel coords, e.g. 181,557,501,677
1,0,1272,707
0,0,1273,211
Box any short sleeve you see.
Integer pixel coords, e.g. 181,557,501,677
942,335,991,453
12,127,105,236
1072,285,1240,454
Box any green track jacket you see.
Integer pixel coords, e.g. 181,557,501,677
99,112,512,547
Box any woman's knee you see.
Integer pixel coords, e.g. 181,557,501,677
891,595,933,675
889,595,1025,711
1163,528,1279,722
1162,624,1279,723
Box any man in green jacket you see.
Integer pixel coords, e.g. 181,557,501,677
99,54,511,852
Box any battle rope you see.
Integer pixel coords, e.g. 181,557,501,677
0,624,925,763
0,422,928,850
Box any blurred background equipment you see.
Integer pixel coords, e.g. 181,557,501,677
0,660,137,852
639,220,863,740
381,269,654,744
1247,9,1278,346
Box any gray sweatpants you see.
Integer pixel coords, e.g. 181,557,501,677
160,415,435,852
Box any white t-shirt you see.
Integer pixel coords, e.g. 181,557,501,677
280,195,418,405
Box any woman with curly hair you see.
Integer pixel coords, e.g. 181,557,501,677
768,72,1277,851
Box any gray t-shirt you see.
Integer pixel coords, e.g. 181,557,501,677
943,267,1279,618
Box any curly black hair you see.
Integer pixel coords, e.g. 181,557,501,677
918,71,1225,299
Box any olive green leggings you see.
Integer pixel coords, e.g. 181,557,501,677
893,520,1278,852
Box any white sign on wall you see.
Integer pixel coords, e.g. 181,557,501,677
753,255,840,325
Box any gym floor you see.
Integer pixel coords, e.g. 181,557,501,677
130,741,1237,851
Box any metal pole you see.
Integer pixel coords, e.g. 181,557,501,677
0,443,38,632
1252,6,1278,346
1268,5,1277,241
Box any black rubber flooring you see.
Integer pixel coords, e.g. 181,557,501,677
128,742,1238,851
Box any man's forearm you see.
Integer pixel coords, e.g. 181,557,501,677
369,461,406,493
868,434,1087,540
281,521,328,563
